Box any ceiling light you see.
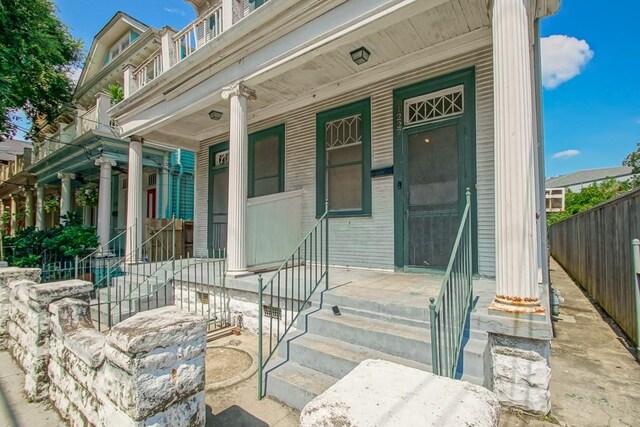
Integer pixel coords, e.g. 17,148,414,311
350,47,371,65
208,110,223,120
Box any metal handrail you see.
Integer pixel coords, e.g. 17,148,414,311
429,188,473,378
257,200,329,399
632,239,640,360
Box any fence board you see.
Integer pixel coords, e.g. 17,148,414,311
549,188,640,345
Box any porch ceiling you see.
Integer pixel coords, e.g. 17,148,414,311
150,0,491,143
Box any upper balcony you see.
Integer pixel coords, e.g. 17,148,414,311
124,0,268,96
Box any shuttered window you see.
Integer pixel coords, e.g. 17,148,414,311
316,99,371,217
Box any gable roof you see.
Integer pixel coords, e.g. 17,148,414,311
545,166,634,188
76,11,150,90
0,139,31,162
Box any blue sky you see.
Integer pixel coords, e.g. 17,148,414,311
17,1,640,178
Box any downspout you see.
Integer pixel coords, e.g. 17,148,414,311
175,149,184,219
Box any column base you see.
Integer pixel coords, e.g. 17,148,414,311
488,295,545,317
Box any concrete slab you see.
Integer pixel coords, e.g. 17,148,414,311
300,359,500,427
0,351,62,427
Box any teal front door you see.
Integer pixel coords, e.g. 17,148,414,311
393,68,477,271
208,143,229,256
403,120,464,269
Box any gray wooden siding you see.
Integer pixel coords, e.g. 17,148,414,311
194,47,495,275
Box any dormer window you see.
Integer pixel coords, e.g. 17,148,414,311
108,33,132,63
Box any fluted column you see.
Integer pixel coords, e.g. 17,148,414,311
9,195,17,236
221,82,256,275
57,172,76,224
36,184,45,230
490,0,542,314
125,136,144,262
96,158,116,251
24,189,34,228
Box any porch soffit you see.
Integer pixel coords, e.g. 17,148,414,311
112,0,457,140
170,9,493,142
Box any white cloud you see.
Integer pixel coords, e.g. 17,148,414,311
552,149,580,159
164,7,186,16
541,35,593,89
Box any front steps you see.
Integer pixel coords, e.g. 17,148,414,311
263,287,489,410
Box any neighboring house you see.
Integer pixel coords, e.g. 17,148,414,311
546,166,634,192
18,12,195,251
0,139,34,236
545,166,634,213
104,0,559,413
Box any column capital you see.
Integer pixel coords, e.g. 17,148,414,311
95,157,117,168
57,172,76,181
130,135,144,144
221,81,257,101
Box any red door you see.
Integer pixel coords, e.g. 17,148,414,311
146,188,157,219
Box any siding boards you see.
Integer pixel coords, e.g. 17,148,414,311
549,188,640,345
194,47,495,274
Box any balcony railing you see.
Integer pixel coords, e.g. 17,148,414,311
126,0,271,97
80,106,98,134
134,48,163,89
174,5,224,64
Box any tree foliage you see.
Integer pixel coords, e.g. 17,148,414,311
547,178,631,226
0,0,83,138
623,142,640,188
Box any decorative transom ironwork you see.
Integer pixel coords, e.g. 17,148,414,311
325,114,362,149
404,85,464,126
215,150,229,167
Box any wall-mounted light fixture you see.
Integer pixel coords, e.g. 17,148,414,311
208,110,223,120
350,47,371,65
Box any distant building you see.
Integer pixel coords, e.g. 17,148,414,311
544,166,635,213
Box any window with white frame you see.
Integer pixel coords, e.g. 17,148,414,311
108,33,132,63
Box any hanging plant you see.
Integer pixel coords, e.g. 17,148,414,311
44,196,60,213
76,187,99,207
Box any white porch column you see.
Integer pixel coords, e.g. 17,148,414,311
221,82,256,275
24,189,34,228
95,92,112,132
490,0,542,314
122,64,136,99
9,195,17,236
125,136,144,261
57,172,76,224
96,158,116,251
36,184,45,230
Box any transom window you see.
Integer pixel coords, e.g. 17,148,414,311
404,85,464,126
249,125,285,198
316,99,371,217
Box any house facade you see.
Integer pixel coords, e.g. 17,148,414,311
6,12,195,253
109,0,559,413
0,140,34,236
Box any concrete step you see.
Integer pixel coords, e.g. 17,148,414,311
301,310,487,378
265,360,338,411
285,333,431,379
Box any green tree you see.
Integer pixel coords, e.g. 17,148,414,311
623,142,640,188
547,178,631,226
0,0,82,138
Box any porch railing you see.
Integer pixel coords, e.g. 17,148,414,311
133,48,163,89
257,201,329,399
429,188,473,378
632,239,640,360
174,4,224,63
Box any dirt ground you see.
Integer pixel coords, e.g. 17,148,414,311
500,258,640,427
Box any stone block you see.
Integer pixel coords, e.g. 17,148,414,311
27,280,93,308
488,333,552,414
300,359,500,427
0,267,41,286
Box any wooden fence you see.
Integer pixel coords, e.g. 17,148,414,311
549,188,640,346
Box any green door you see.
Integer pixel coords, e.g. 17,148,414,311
393,68,477,272
208,142,229,257
403,119,464,270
